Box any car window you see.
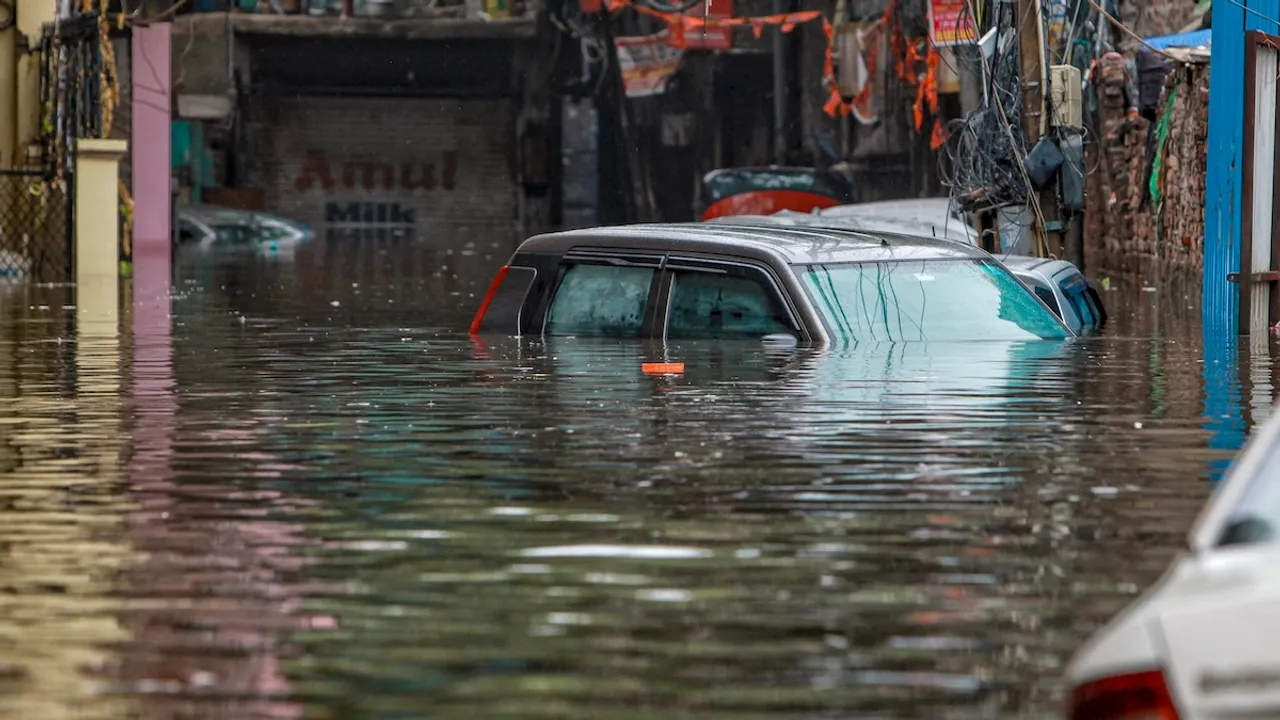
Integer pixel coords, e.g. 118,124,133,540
666,269,791,340
1064,286,1095,327
256,220,294,241
473,266,538,336
545,263,655,338
796,259,1070,343
210,224,256,245
1217,440,1280,548
1084,288,1106,325
1082,288,1103,326
1033,286,1061,318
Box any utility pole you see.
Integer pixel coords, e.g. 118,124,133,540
598,12,648,222
1013,0,1062,258
772,0,787,165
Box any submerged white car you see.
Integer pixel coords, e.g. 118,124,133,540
1063,409,1280,719
176,205,314,255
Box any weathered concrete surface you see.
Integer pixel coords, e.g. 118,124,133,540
172,12,535,99
172,15,234,98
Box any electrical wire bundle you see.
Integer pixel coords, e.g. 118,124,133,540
939,21,1031,212
941,0,1113,217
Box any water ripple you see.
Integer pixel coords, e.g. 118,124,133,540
0,258,1269,718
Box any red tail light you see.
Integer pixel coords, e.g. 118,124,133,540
469,265,510,337
1067,669,1180,720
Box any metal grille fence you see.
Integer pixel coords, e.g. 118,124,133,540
0,11,107,285
0,171,70,284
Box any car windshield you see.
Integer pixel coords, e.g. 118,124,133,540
796,258,1070,342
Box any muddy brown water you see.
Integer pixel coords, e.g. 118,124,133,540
0,241,1273,719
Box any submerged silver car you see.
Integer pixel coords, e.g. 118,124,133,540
711,203,1106,336
471,222,1074,344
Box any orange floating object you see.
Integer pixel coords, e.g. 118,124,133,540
642,362,685,375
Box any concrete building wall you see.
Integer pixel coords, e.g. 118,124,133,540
171,15,235,98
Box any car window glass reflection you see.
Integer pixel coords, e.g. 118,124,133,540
546,264,653,338
667,271,790,340
1065,288,1093,327
1034,286,1061,318
798,259,1070,343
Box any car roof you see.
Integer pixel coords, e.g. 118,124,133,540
179,204,255,222
178,204,301,227
517,222,990,266
711,209,977,244
705,215,1090,283
998,255,1079,276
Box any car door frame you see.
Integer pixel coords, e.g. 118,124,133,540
652,253,813,344
531,247,669,339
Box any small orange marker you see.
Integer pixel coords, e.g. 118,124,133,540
641,362,685,375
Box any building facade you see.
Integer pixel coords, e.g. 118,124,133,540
171,5,553,256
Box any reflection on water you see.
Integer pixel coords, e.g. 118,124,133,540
0,241,1273,718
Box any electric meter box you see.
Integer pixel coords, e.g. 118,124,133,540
1049,65,1083,129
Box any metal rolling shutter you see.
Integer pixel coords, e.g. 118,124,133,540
245,96,515,248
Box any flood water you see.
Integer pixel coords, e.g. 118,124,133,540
0,241,1275,719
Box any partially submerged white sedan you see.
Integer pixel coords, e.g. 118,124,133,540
1064,409,1280,719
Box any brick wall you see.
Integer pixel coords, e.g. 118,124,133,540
1084,54,1209,288
1119,0,1203,45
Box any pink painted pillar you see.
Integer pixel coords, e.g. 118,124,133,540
131,23,172,288
130,23,175,492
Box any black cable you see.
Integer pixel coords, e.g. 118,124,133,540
939,0,1046,215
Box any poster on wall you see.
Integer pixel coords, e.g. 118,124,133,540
615,31,684,97
928,0,978,47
